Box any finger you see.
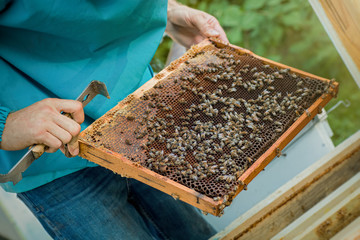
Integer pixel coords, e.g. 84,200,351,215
192,12,229,43
67,139,79,156
54,99,84,124
59,145,65,154
53,114,81,138
42,132,62,153
47,122,73,145
211,23,229,43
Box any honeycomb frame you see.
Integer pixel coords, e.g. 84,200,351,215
78,38,339,216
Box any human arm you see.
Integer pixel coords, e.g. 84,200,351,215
0,99,84,156
166,0,228,49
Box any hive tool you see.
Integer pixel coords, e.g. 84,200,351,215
0,80,110,185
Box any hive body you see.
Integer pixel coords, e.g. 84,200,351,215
79,39,338,216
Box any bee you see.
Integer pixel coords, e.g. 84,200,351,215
275,128,283,133
178,98,187,104
295,89,303,94
219,204,226,211
153,83,163,89
274,121,282,126
227,87,237,93
140,94,149,100
273,72,283,79
179,89,186,95
126,115,135,121
213,196,220,201
280,68,290,74
193,113,200,118
135,132,147,139
193,79,201,85
163,106,172,111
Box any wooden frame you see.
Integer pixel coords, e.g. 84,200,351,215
78,38,339,216
211,130,360,239
309,0,360,88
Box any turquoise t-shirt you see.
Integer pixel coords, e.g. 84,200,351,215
0,0,167,193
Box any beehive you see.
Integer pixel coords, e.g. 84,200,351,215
78,38,338,216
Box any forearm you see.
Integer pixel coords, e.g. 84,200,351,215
0,105,11,150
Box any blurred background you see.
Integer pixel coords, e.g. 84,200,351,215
151,0,360,146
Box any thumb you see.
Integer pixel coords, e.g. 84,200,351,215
190,10,229,43
191,13,220,38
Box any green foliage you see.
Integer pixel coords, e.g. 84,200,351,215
151,0,360,145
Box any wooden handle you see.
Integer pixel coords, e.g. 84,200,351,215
32,144,46,159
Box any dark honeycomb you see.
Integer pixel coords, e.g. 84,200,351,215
81,41,334,212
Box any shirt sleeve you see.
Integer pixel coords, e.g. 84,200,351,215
0,106,11,143
0,0,11,13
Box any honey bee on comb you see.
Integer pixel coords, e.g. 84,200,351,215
79,39,338,216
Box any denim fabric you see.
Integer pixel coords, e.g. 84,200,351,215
17,167,216,240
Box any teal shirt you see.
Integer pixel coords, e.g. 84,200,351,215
0,0,167,192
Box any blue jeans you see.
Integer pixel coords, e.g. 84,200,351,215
17,167,216,240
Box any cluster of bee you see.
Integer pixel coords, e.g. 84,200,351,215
123,47,330,214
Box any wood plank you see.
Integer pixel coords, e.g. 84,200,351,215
298,188,360,240
272,173,360,239
211,131,360,240
331,216,360,240
309,0,360,88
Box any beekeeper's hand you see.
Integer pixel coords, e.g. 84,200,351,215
0,98,83,156
166,0,228,49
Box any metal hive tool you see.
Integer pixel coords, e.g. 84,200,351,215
78,38,339,216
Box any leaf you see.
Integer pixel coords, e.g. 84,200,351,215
271,26,284,43
208,2,228,16
281,11,306,27
267,0,284,7
197,2,208,11
244,0,267,10
227,28,242,44
222,5,242,27
240,12,264,31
